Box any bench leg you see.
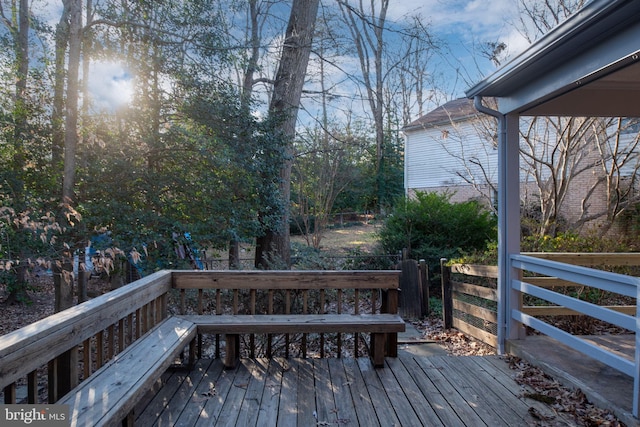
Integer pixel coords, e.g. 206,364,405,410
370,333,386,368
386,332,398,358
224,334,240,369
122,411,134,427
189,337,197,368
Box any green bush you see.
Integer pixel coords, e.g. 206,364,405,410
378,192,496,261
521,230,638,253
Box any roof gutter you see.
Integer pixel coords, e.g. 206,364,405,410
473,96,501,120
466,0,633,98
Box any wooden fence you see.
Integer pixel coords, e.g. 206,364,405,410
440,260,498,348
440,253,640,349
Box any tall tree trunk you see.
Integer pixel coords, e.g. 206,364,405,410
255,0,320,269
10,0,30,208
62,0,82,204
52,3,71,180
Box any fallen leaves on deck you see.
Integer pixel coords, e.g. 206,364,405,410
415,316,624,427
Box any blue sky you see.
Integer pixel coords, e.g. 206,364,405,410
388,0,530,91
293,0,532,125
30,0,531,118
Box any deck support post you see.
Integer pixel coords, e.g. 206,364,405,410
498,113,525,354
370,333,386,368
382,288,399,357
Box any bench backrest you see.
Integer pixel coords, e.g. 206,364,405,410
171,270,400,316
0,270,172,402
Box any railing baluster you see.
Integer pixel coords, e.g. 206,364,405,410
83,338,92,379
250,289,256,358
108,325,115,360
302,290,308,357
215,289,221,359
27,371,37,403
285,290,291,358
355,289,360,357
118,319,125,354
127,313,134,348
337,289,343,357
197,289,203,314
135,308,142,339
320,289,325,358
4,383,16,404
96,330,104,369
267,290,274,358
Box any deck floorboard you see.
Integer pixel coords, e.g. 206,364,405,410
136,354,552,426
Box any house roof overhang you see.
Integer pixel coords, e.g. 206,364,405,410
465,0,640,117
402,98,479,133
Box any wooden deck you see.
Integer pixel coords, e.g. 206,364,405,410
134,353,559,426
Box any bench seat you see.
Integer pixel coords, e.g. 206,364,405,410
59,316,197,427
179,313,405,368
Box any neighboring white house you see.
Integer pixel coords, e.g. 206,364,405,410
403,98,640,232
403,98,498,207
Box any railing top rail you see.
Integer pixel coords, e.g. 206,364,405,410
450,264,499,279
0,270,172,390
171,270,401,290
522,252,640,267
511,254,639,297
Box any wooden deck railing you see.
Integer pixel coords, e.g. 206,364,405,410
0,269,400,406
171,270,400,359
507,253,640,417
441,252,640,416
0,270,172,404
441,253,639,348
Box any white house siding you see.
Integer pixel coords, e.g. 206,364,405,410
404,120,498,195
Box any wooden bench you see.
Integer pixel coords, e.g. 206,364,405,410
172,270,404,369
180,313,405,368
58,316,197,426
1,269,402,427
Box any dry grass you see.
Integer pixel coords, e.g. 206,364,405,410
291,221,381,254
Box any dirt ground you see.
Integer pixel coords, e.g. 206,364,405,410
290,221,382,253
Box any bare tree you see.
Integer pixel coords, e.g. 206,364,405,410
575,118,640,233
510,0,640,236
519,116,595,236
337,0,388,209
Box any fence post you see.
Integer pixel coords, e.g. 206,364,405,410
50,258,77,402
419,259,429,316
382,285,399,357
440,258,452,329
399,259,422,319
78,268,88,304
